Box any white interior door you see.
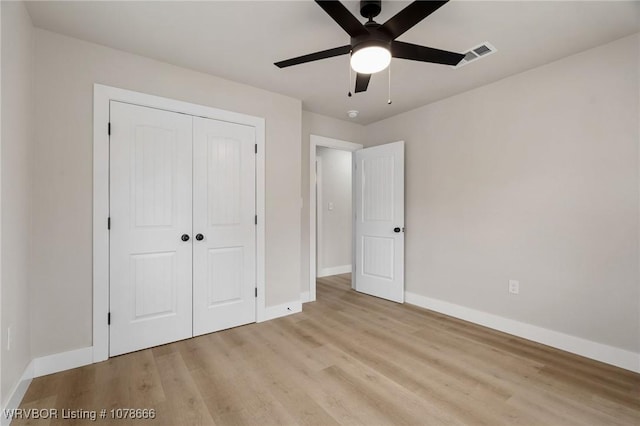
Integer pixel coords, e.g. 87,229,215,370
109,101,193,356
354,141,405,303
192,117,256,336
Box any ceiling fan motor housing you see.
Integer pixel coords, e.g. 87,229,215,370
351,21,392,55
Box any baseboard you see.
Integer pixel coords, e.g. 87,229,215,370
405,291,640,373
263,300,302,321
300,291,311,303
1,360,34,426
33,346,94,378
317,264,351,278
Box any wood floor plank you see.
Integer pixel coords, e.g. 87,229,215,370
224,332,341,426
126,350,166,407
15,273,640,425
296,311,520,424
154,351,216,426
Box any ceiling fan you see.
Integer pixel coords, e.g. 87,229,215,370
274,0,464,94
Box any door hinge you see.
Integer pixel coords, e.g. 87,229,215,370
255,287,258,298
107,217,111,230
108,122,111,136
255,215,257,225
255,144,257,154
107,312,111,325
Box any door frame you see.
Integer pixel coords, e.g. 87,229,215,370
93,84,266,363
315,155,324,278
308,135,362,302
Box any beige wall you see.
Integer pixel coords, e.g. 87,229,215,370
300,111,364,294
1,1,33,405
31,29,302,358
316,147,352,272
364,34,640,352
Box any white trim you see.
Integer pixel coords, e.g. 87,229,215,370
300,291,310,303
263,301,302,321
255,112,266,323
315,156,323,276
405,291,640,373
309,135,362,303
0,3,3,415
1,361,33,426
1,345,94,417
0,4,3,417
93,84,110,363
33,347,94,378
93,84,266,361
0,346,90,423
318,264,352,278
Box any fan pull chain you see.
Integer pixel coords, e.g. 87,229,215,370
387,61,392,105
348,59,353,97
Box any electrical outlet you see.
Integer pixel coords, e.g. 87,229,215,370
7,326,11,351
508,280,520,295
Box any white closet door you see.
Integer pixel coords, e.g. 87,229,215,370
109,101,193,356
354,141,405,303
192,117,256,336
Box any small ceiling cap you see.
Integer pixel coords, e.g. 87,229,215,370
347,110,359,119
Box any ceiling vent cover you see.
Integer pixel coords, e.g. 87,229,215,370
455,42,497,68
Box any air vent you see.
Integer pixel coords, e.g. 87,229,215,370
464,51,478,61
455,42,497,68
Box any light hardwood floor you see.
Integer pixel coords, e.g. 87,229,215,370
16,274,640,425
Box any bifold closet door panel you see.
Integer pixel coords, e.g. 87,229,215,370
192,117,257,336
109,101,194,357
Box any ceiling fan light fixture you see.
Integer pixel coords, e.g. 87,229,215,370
274,0,465,95
350,45,391,74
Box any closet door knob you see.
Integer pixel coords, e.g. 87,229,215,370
195,234,204,241
393,227,401,233
181,234,190,242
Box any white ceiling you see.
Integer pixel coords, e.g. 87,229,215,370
26,0,640,124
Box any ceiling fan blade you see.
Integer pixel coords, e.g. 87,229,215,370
275,45,351,68
380,0,448,40
391,41,464,66
315,0,369,38
354,73,371,93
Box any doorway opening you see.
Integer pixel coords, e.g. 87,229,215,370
308,135,363,302
316,146,353,278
